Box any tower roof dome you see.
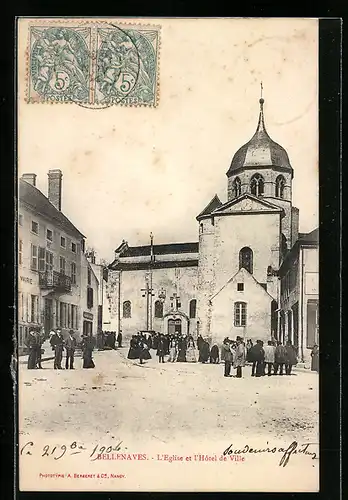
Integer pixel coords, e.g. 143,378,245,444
226,96,293,177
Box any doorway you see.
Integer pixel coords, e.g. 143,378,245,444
292,302,299,352
83,320,93,336
168,318,182,335
306,299,319,348
271,300,278,339
44,298,53,335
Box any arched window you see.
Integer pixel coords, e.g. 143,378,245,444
123,300,131,318
250,174,264,196
239,247,253,274
275,175,285,198
154,300,163,318
189,299,197,319
233,177,242,197
234,301,247,327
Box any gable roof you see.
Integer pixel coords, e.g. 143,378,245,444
210,267,275,302
215,193,284,213
196,194,222,219
197,192,284,220
299,227,319,245
110,241,199,270
19,178,85,238
114,241,199,258
278,226,319,275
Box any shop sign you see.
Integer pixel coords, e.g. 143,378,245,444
20,276,33,284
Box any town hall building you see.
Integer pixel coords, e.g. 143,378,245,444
106,96,318,361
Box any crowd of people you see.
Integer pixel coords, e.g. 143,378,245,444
96,330,123,350
231,338,298,378
127,332,223,365
25,329,45,369
25,328,97,370
125,332,320,378
25,327,319,375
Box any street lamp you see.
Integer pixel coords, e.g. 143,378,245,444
141,273,155,331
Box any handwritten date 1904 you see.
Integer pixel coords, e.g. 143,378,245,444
20,440,123,461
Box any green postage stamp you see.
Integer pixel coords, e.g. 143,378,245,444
26,21,161,107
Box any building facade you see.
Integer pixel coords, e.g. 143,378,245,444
106,97,318,361
86,250,109,332
278,228,319,361
18,171,99,353
108,242,199,339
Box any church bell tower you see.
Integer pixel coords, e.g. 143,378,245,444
226,85,299,249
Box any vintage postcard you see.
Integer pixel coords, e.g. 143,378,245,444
17,17,319,492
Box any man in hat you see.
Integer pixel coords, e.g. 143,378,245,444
233,336,246,378
274,341,287,375
249,339,265,377
117,330,123,348
64,330,77,369
221,338,233,377
25,330,38,369
50,329,64,369
35,329,45,369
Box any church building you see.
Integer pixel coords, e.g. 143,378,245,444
106,96,317,360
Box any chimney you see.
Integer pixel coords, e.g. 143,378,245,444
48,169,63,211
21,173,37,186
291,206,300,247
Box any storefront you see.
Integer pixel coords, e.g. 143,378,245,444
18,273,42,354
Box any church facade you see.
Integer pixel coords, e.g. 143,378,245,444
106,97,317,360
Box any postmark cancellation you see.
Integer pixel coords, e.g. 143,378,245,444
25,21,161,107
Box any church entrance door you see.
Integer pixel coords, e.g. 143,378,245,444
168,318,182,335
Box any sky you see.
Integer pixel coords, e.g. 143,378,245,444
18,18,318,263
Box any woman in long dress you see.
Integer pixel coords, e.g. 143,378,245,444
168,337,178,362
310,344,319,372
209,344,219,363
186,338,197,363
152,333,159,351
26,330,38,369
82,334,96,369
127,335,139,359
176,336,187,362
199,339,210,363
139,338,152,361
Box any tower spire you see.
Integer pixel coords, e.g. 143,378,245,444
256,81,266,134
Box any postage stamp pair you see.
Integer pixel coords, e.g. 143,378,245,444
26,22,161,107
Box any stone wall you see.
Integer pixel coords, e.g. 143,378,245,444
210,268,274,345
227,168,292,201
106,266,198,341
197,211,281,339
291,206,300,247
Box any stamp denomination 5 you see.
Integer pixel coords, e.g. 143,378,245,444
26,21,161,108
